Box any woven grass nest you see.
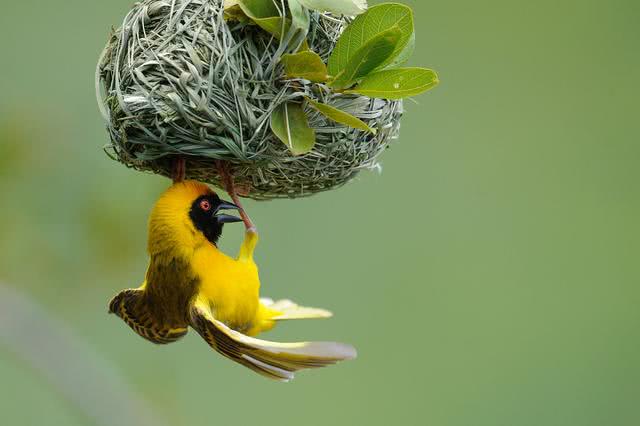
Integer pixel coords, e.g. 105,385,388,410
97,0,405,199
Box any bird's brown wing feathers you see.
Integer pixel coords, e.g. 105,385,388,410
188,300,356,382
109,289,188,344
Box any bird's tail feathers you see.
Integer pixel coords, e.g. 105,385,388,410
189,303,356,382
260,298,333,321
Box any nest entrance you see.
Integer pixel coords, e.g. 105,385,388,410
97,0,402,199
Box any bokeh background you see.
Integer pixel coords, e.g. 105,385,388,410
1,0,638,425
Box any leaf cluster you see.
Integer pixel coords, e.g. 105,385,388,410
226,0,438,155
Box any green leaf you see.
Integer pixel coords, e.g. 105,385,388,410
328,3,414,76
288,0,310,32
238,0,278,20
271,102,317,155
346,67,439,99
239,0,290,38
299,0,368,16
386,31,415,69
281,51,329,82
329,26,402,90
256,18,289,38
298,39,311,52
306,98,376,134
224,0,250,21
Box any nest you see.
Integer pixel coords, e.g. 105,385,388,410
96,0,403,199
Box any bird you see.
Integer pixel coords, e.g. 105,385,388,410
108,180,356,381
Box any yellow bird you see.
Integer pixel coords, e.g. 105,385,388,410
108,180,356,381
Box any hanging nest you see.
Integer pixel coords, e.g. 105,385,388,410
96,0,403,199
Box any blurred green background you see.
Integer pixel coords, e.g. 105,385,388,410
1,0,638,425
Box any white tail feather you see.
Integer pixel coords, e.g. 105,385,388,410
261,298,333,320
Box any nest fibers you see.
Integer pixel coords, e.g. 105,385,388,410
96,0,403,199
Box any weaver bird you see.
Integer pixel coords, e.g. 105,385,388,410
109,181,356,381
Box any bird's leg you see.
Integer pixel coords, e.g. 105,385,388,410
172,157,186,183
216,161,256,234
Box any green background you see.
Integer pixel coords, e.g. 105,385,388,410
0,0,638,425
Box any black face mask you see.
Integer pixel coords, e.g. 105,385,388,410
189,195,242,245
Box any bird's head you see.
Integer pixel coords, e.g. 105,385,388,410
147,181,242,254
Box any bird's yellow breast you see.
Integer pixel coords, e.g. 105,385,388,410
191,242,261,332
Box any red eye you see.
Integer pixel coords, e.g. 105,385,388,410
200,200,211,211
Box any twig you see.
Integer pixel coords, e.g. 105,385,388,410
216,160,256,233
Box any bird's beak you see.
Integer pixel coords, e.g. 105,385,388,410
214,200,243,224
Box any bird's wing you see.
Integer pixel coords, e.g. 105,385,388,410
109,289,188,344
260,298,333,320
188,300,356,382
